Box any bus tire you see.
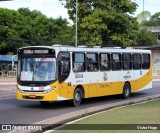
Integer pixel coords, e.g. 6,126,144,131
40,101,49,106
122,82,131,99
72,88,82,107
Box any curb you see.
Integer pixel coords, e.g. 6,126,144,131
34,94,160,131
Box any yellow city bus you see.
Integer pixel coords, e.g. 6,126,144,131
14,46,152,106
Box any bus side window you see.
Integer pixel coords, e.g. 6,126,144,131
60,60,70,75
122,53,132,70
142,54,150,69
57,52,70,83
132,54,141,70
100,53,110,71
111,53,121,71
73,53,85,72
86,53,98,71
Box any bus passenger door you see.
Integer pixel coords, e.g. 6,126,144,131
57,52,70,100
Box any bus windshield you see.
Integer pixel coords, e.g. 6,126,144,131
19,57,56,81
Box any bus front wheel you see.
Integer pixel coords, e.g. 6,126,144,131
73,88,82,107
122,82,131,99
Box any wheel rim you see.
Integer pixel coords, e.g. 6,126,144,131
124,84,130,97
74,89,81,106
125,87,129,97
75,92,80,102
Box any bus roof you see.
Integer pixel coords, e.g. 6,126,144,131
18,46,151,54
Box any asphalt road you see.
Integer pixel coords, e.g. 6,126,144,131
0,82,160,125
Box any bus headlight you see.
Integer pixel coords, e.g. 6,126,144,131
44,86,56,93
17,86,24,92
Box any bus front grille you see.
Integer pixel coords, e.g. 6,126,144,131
22,95,44,99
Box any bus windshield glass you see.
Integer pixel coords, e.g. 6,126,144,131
19,57,56,81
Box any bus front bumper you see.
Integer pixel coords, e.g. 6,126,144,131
16,89,58,101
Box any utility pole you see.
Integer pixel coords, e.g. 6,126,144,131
142,0,144,45
75,0,78,47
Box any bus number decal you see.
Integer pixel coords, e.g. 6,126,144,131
75,74,83,78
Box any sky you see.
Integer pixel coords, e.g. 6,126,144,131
133,0,160,16
0,0,160,21
0,0,69,19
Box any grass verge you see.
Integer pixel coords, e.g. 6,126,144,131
52,98,160,133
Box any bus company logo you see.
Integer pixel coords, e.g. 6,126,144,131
103,73,108,81
123,71,131,79
31,87,34,91
75,73,83,78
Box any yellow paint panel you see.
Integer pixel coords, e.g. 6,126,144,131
17,68,152,102
131,70,152,92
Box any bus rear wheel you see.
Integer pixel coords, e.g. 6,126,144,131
122,82,131,99
73,88,82,107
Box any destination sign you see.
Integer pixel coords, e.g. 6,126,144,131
18,48,55,55
23,50,48,54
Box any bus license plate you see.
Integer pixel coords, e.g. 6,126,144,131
29,95,36,98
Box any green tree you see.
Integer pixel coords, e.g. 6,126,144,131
0,7,74,54
141,12,160,26
61,0,138,47
151,12,160,20
136,11,151,23
18,8,74,46
135,11,160,46
136,29,158,46
0,8,22,54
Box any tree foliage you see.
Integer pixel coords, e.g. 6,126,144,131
139,12,160,26
136,11,159,46
61,0,138,47
151,12,160,20
136,11,151,23
136,29,157,46
0,8,74,54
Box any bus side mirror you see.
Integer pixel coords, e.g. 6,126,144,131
13,66,17,70
12,55,17,70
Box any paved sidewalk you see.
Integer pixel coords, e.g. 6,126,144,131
0,77,16,85
0,85,16,99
